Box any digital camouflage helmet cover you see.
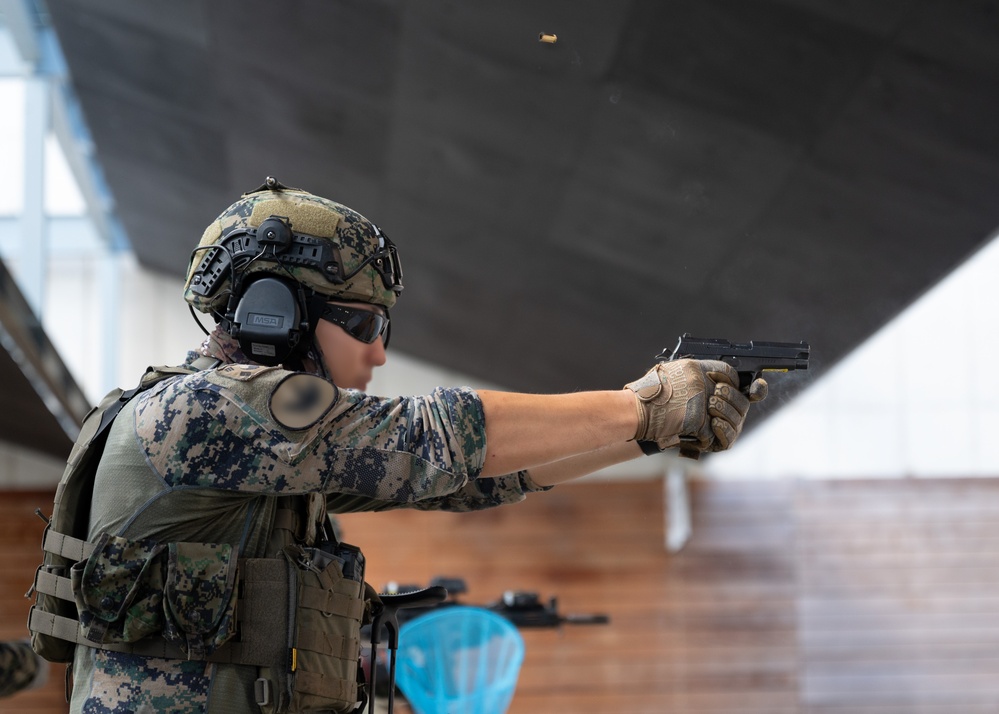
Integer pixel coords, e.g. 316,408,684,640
184,178,403,315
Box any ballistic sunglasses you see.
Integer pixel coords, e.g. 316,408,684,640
319,304,390,347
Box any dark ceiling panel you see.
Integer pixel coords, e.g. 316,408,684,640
894,2,999,71
614,1,885,146
51,5,218,116
57,0,210,45
549,89,800,294
768,0,912,37
97,155,232,272
41,0,999,437
0,344,73,458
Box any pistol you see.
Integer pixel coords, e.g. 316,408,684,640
658,334,810,390
656,334,809,459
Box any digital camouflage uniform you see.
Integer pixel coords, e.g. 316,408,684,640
70,331,550,714
57,180,550,712
0,640,43,698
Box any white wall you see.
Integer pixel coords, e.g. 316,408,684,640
708,227,999,479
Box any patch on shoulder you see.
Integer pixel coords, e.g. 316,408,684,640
269,373,339,430
216,364,280,381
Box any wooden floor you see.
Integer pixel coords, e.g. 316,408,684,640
3,477,999,713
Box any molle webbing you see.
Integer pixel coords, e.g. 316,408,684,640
28,510,367,713
28,359,220,664
294,670,357,707
28,548,291,667
27,505,318,668
270,493,328,549
27,356,368,713
299,579,365,621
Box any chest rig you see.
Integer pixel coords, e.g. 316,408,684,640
26,362,375,713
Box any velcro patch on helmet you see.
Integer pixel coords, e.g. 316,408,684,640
249,198,342,239
269,373,339,430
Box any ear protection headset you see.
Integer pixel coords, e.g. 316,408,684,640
195,214,328,366
228,274,319,366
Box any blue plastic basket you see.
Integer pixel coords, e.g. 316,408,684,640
395,606,525,714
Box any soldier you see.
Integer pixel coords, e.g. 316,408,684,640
42,178,765,713
0,640,47,698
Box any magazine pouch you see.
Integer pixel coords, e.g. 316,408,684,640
161,541,239,660
70,532,167,646
255,541,368,713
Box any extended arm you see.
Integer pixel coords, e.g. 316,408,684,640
477,389,637,478
478,358,766,482
525,441,645,487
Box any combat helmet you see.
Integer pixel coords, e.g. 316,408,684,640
183,177,402,364
185,177,402,312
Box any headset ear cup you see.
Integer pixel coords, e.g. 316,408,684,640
231,277,304,366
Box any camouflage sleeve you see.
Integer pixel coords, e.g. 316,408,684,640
406,469,555,512
325,470,554,514
0,641,40,698
136,367,489,504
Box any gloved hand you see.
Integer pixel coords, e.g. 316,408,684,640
624,359,767,454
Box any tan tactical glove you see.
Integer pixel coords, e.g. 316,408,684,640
624,359,768,455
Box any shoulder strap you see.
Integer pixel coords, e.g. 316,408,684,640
91,358,216,446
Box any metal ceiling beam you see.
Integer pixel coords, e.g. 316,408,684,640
0,256,89,441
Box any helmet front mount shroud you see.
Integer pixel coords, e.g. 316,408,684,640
188,220,403,305
187,220,346,302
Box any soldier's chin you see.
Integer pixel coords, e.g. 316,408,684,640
350,375,370,391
